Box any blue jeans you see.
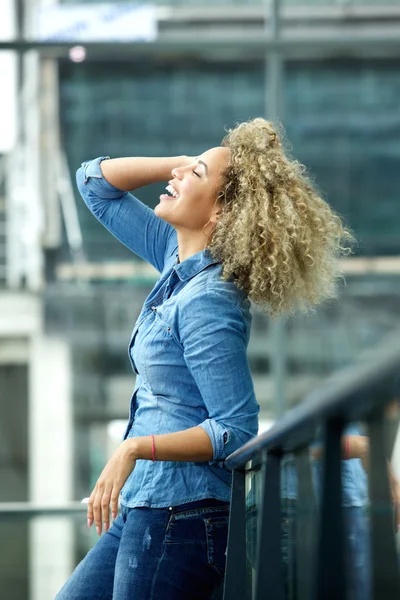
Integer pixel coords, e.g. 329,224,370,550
55,499,229,600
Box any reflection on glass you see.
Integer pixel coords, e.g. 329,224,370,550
281,453,301,600
245,456,262,598
244,414,400,600
282,424,373,600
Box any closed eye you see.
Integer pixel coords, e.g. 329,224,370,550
192,170,201,178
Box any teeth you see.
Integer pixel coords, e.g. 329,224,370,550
165,184,179,198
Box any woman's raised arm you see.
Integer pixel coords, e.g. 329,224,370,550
76,154,193,272
100,155,193,191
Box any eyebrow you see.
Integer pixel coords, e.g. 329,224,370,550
195,158,208,175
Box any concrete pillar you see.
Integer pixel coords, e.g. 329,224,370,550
28,334,73,600
0,0,17,154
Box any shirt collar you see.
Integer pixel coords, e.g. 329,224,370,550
174,248,220,282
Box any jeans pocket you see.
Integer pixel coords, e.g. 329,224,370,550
204,515,229,578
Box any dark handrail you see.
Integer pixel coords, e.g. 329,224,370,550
223,331,400,600
225,331,400,470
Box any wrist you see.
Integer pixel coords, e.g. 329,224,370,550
125,437,141,461
125,436,154,461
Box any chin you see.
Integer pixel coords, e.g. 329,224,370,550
154,205,171,224
154,204,164,217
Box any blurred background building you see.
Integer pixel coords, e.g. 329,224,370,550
1,0,400,598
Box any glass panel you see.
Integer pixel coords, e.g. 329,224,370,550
281,450,316,600
244,413,400,600
280,428,368,600
245,455,263,598
364,394,400,596
385,394,400,559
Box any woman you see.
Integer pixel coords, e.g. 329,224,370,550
55,118,352,600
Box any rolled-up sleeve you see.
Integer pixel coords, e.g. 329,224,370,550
180,288,260,469
76,156,177,272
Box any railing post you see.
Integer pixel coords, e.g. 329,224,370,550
223,468,249,600
367,408,400,600
254,449,284,600
314,417,345,600
295,449,318,600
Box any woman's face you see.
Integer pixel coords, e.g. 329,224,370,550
155,146,231,233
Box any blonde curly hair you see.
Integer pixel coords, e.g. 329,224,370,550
207,118,354,317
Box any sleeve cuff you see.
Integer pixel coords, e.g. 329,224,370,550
81,156,111,183
77,156,127,200
198,418,232,467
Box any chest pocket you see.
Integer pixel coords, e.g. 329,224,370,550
138,312,176,362
129,310,176,374
153,312,175,350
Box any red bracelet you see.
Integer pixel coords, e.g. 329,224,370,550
151,434,156,463
344,436,351,460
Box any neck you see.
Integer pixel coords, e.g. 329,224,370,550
176,231,208,264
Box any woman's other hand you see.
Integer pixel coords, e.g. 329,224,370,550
87,439,137,535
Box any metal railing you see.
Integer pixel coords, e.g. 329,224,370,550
0,503,86,519
222,332,400,600
1,333,400,599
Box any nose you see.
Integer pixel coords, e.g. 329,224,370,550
171,166,184,180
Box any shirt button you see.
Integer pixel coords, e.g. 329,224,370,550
151,306,157,311
168,506,173,511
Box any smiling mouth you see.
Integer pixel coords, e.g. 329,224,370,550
165,184,179,199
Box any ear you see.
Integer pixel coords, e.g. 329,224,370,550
210,199,223,223
210,209,221,225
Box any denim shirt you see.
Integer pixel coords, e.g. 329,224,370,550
76,157,260,508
